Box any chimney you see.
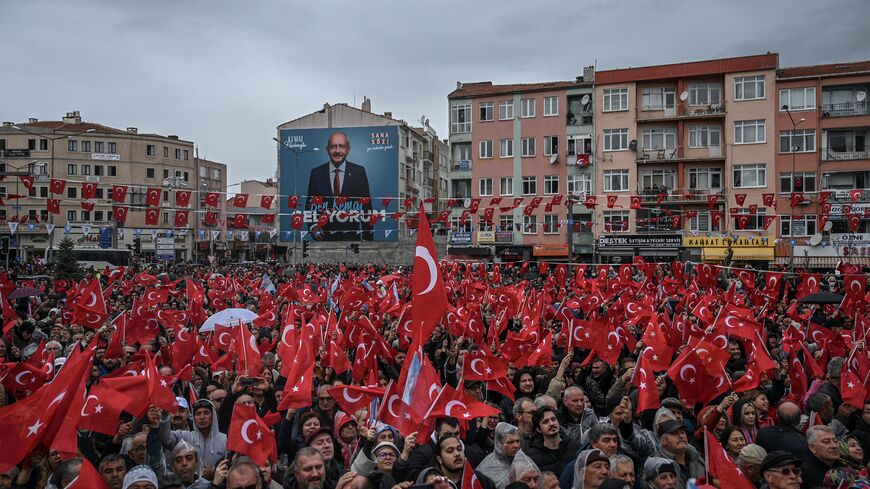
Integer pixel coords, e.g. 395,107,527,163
168,135,179,140
582,66,595,83
456,81,463,89
323,103,330,111
63,111,82,124
384,112,392,119
28,118,38,123
126,127,138,134
361,96,371,113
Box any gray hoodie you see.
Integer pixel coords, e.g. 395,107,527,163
159,399,227,469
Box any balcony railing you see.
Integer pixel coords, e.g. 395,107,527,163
825,188,870,203
452,159,472,172
636,102,726,121
636,187,726,204
821,101,869,118
822,146,870,161
636,145,724,163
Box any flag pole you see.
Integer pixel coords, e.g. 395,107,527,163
703,427,710,483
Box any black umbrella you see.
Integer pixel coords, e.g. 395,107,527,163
798,291,844,304
8,286,42,300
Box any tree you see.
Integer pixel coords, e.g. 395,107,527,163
54,237,83,282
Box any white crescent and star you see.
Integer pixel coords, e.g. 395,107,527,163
342,389,363,404
240,419,257,444
470,358,485,376
415,246,438,295
445,400,467,417
679,364,696,382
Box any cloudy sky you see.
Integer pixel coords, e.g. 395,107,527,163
3,0,868,188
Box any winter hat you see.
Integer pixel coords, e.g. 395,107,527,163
123,465,158,489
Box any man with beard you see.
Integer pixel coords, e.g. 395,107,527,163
434,436,495,489
284,447,335,489
159,399,227,480
525,407,582,474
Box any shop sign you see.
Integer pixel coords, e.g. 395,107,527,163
477,231,496,244
682,236,772,248
533,244,569,256
598,234,682,249
449,231,472,245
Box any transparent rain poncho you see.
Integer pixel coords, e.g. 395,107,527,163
508,449,543,489
477,423,520,489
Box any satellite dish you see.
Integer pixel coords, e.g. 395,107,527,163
680,90,689,101
463,198,471,208
809,233,823,246
549,154,558,165
823,220,834,232
581,95,590,105
629,140,638,151
857,91,867,102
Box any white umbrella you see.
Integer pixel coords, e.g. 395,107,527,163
200,308,258,332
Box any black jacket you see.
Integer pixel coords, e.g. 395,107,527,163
800,454,840,489
523,435,583,474
755,424,813,463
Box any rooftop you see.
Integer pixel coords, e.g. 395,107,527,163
12,120,126,134
596,53,779,85
448,80,579,99
778,60,870,79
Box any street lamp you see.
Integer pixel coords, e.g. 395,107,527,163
11,125,96,259
781,105,806,274
273,137,318,264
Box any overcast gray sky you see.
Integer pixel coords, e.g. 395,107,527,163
3,0,868,189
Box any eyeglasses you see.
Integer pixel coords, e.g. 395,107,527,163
318,397,333,402
768,467,801,476
377,452,398,460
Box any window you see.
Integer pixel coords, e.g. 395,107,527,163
604,211,630,232
603,170,630,192
733,164,767,188
543,96,559,116
499,100,514,120
81,211,90,221
39,187,48,198
781,216,816,237
780,172,817,193
173,148,180,159
640,170,676,191
780,87,815,111
688,125,722,148
183,150,189,160
163,146,169,157
689,211,720,232
544,215,559,234
39,210,48,222
479,140,493,159
641,128,676,150
641,87,675,111
67,210,76,221
688,168,722,190
28,139,48,151
603,129,629,151
479,178,493,197
521,137,536,157
164,169,170,179
735,208,766,231
94,142,104,153
522,176,537,196
81,164,91,176
735,75,765,100
81,141,91,152
108,165,117,176
451,103,472,133
146,168,155,179
95,188,104,199
779,130,816,153
68,140,78,152
734,120,766,144
67,187,77,199
499,215,513,231
67,164,77,175
567,174,593,196
183,171,189,181
94,165,103,176
500,177,513,196
521,99,535,118
499,139,513,158
107,142,117,154
479,102,494,122
522,215,537,234
603,88,628,112
688,83,722,106
544,175,559,195
94,211,104,221
163,191,169,202
147,144,156,156
543,136,559,156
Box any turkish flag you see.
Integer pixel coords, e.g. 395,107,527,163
844,274,866,301
74,279,109,329
317,212,330,228
289,213,303,230
842,368,868,408
260,195,275,209
734,193,747,206
818,214,829,232
850,189,863,204
583,196,597,209
713,305,761,340
377,382,421,436
737,215,750,229
630,196,642,209
256,213,273,224
763,215,776,230
287,195,299,208
707,194,719,209
761,193,774,207
321,339,351,374
606,195,618,208
19,175,34,191
233,193,249,208
632,347,661,412
47,199,60,214
411,206,447,349
113,206,128,224
65,457,110,489
174,210,189,228
236,322,262,375
790,192,804,208
277,355,314,410
849,214,862,232
233,214,248,228
111,185,127,203
463,351,508,381
329,385,384,415
205,192,219,207
711,211,721,229
1,361,48,395
483,207,494,223
145,208,159,225
80,201,94,212
176,190,192,207
525,331,553,367
202,211,216,226
146,187,161,207
797,273,821,300
81,182,97,200
77,381,133,435
227,404,277,465
50,179,66,195
705,430,756,489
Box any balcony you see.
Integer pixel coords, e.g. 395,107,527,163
423,150,434,162
821,101,869,118
636,102,726,122
636,145,725,163
637,187,726,204
825,188,870,203
452,159,472,172
823,146,870,161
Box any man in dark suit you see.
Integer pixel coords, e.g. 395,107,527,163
306,131,373,240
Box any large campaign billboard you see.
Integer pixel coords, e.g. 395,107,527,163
278,126,399,242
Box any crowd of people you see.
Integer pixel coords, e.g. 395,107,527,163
0,254,868,489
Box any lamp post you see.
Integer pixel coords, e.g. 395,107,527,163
781,105,805,274
273,137,318,264
11,125,96,258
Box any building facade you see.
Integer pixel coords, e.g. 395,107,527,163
447,71,595,262
0,111,227,262
594,54,780,264
775,61,870,268
226,179,278,261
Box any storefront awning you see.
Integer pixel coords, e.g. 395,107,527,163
702,247,774,262
773,256,870,267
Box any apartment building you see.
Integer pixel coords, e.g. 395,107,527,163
594,54,780,264
226,178,278,260
776,61,870,267
0,111,227,261
446,70,595,262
